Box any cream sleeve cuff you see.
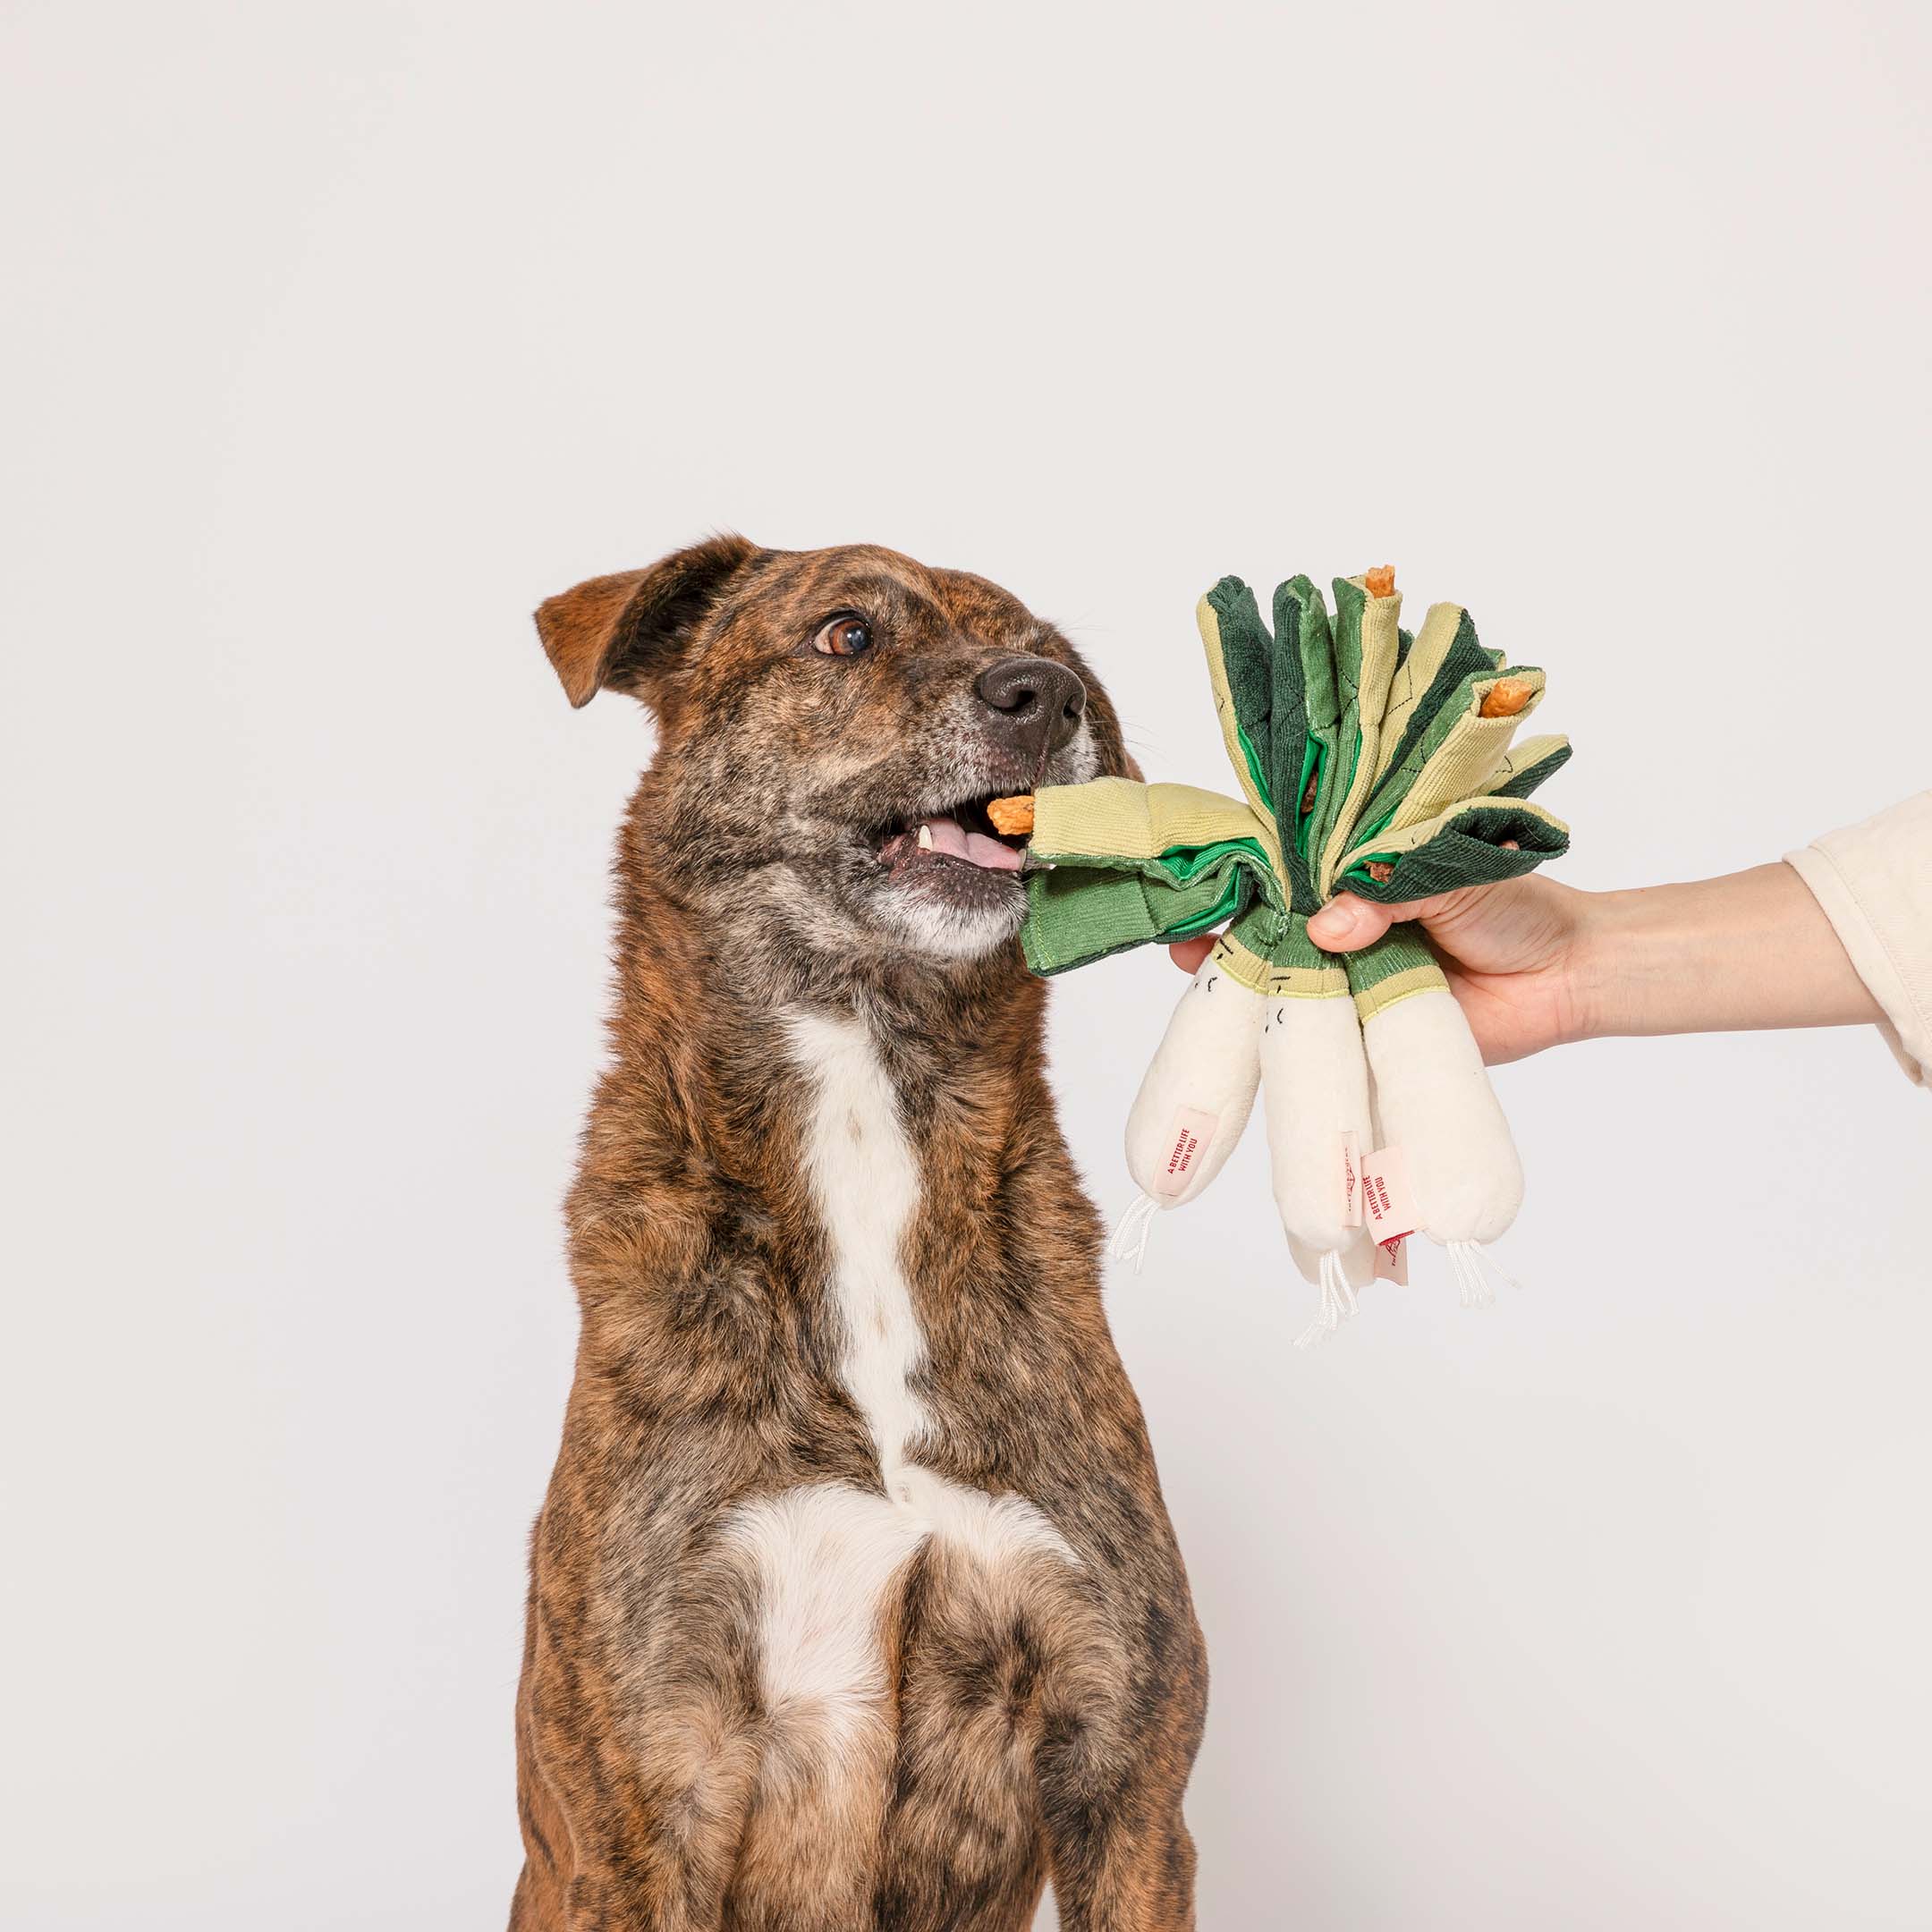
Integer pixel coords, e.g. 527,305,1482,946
1784,791,1932,1089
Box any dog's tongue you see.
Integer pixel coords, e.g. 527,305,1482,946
918,814,1022,872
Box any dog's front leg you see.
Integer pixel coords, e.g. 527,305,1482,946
509,1721,763,1931
1035,1651,1206,1932
510,1600,763,1932
1038,1768,1200,1932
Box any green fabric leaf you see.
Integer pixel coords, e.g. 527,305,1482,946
1488,740,1573,801
1012,561,1574,982
1338,801,1571,903
1364,608,1494,824
1202,576,1275,811
1266,577,1316,913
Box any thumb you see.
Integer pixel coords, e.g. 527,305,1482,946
1306,894,1394,953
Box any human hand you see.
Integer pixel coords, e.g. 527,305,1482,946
1168,877,1591,1064
1167,864,1879,1063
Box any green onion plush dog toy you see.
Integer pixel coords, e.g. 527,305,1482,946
995,565,1572,1346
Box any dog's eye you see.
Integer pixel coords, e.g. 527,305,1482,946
813,614,874,658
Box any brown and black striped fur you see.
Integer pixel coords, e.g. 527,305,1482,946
511,538,1207,1929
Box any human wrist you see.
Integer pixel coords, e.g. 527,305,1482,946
1565,882,1706,1041
1489,877,1613,1052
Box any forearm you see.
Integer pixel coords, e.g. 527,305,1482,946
1572,862,1883,1043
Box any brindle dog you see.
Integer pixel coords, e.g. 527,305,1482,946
512,538,1207,1931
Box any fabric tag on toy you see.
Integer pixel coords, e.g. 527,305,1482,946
1361,1146,1419,1244
1152,1106,1218,1199
1338,1130,1363,1229
1374,1236,1409,1284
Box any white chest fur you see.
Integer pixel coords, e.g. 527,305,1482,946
784,1007,932,1487
724,1010,1079,1773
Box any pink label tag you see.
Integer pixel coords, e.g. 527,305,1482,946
1152,1106,1217,1199
1361,1145,1420,1243
1338,1130,1362,1229
1374,1236,1409,1285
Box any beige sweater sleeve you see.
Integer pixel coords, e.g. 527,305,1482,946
1784,792,1932,1087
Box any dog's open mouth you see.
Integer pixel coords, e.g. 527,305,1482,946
874,794,1028,876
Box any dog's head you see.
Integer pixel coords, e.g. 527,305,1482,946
536,537,1138,967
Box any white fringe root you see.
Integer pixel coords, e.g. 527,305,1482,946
1445,1239,1523,1309
1109,1191,1159,1275
1293,1248,1359,1351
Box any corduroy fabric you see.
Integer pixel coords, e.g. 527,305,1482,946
1264,579,1317,909
1368,606,1493,805
1353,960,1452,1021
1315,577,1404,894
1376,603,1472,785
1289,577,1347,887
1021,779,1284,975
1338,798,1571,902
1014,568,1572,988
1213,920,1349,997
1343,922,1445,1003
1375,671,1546,842
1031,777,1271,869
1480,733,1572,801
1020,865,1243,975
1199,579,1277,817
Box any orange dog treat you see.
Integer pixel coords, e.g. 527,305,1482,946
987,794,1035,837
1363,564,1396,599
1479,676,1535,719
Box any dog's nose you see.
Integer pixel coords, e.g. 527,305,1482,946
973,657,1088,759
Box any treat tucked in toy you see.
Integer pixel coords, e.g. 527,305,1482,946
987,794,1036,838
1013,567,1572,1344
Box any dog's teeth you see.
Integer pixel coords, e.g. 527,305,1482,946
917,824,934,852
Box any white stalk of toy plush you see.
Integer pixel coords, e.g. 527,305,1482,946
1360,985,1524,1303
1114,955,1266,1270
1260,988,1377,1347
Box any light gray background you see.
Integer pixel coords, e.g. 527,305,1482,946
5,3,1928,1927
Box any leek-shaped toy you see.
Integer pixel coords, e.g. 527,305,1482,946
1009,566,1572,1344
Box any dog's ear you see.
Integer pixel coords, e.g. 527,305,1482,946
1058,639,1143,782
534,534,758,710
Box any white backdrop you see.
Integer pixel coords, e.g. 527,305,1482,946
5,4,1929,1927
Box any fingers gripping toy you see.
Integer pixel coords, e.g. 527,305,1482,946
1007,567,1572,1345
